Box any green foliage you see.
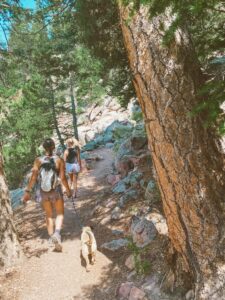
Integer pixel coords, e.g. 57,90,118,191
121,0,225,133
74,0,135,106
128,237,151,275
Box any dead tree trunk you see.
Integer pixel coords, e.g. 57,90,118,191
0,145,21,270
119,4,225,299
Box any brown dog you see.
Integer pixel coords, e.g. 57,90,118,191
81,226,97,272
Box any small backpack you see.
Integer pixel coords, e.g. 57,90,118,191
39,156,58,192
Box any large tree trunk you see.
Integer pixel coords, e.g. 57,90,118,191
0,145,21,270
119,4,225,299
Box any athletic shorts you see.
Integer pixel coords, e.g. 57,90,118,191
66,162,80,174
36,185,63,203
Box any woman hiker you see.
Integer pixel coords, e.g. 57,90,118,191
22,138,72,252
64,138,82,198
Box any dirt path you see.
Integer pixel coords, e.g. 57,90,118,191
1,148,128,300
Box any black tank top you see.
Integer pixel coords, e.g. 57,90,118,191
66,147,78,164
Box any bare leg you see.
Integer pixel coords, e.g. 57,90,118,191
68,173,73,190
42,200,54,236
51,199,64,252
54,199,64,232
73,173,78,197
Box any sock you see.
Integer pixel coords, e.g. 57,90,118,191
55,229,61,236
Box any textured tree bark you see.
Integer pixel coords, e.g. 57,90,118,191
0,145,21,270
119,4,225,299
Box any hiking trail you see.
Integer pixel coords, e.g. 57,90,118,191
1,148,128,300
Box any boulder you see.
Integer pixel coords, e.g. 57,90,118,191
130,216,157,248
101,238,128,251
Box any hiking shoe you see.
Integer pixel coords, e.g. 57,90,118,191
51,232,62,252
48,236,54,247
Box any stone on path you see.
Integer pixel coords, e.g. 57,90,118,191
129,286,146,300
117,282,133,299
130,216,157,248
125,255,135,270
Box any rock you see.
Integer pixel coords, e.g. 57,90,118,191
130,216,157,248
85,130,96,142
130,134,147,151
112,229,124,235
144,180,156,202
117,282,134,299
186,290,194,300
105,199,116,208
112,181,127,194
146,213,168,236
129,287,146,300
127,270,136,280
142,276,164,299
89,106,102,121
10,188,24,209
100,216,111,225
125,255,135,270
103,131,114,143
116,138,133,160
115,157,134,178
105,142,114,149
83,140,98,151
90,205,102,216
123,169,143,188
111,207,123,220
107,174,121,186
119,189,138,208
94,135,104,145
113,123,133,140
101,239,128,251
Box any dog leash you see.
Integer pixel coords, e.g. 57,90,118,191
70,195,83,230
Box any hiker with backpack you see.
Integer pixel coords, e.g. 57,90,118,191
22,138,72,251
64,138,82,198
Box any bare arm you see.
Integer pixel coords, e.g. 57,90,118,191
59,158,71,197
63,149,68,162
22,158,40,202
